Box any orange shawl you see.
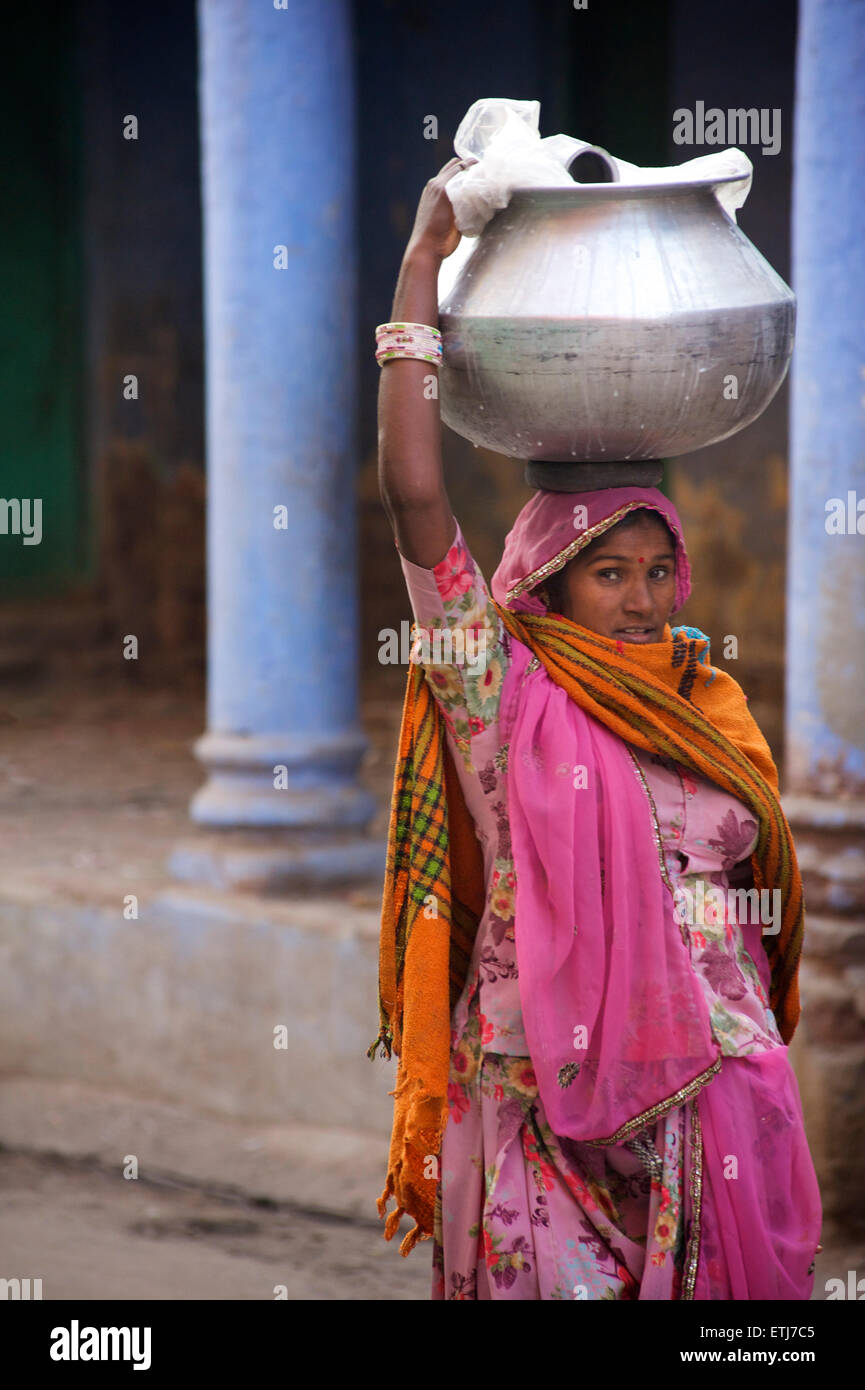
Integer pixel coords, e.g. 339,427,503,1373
370,611,804,1254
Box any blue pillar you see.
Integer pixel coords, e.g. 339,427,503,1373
787,0,865,796
785,0,865,1242
181,0,381,885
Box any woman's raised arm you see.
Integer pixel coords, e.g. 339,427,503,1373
377,157,472,569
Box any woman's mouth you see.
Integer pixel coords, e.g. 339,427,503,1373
615,626,657,643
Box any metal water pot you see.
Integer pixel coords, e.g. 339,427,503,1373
437,175,795,463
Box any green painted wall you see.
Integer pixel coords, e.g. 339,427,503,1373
0,9,86,594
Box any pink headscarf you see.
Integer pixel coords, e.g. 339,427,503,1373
492,486,720,1144
491,485,691,616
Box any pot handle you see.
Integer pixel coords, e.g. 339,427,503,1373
566,144,620,184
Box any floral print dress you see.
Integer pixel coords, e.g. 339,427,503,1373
396,521,785,1301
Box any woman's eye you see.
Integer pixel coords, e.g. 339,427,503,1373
595,565,671,581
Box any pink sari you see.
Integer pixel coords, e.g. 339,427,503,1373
487,486,821,1299
695,1048,821,1299
500,639,720,1144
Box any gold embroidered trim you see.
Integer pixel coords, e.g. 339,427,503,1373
625,744,695,948
682,1099,704,1300
507,503,655,602
586,1053,721,1148
625,746,675,895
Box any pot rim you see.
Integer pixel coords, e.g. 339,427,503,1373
507,173,746,202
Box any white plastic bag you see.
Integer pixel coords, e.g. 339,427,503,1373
444,96,753,238
447,98,587,237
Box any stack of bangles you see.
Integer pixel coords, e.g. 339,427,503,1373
375,321,442,367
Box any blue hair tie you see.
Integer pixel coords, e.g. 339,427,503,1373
671,625,717,684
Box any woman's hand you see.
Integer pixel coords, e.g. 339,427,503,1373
406,156,476,263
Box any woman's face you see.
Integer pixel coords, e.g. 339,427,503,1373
554,514,677,644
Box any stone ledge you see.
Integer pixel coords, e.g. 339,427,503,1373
802,914,865,963
0,888,396,1132
169,831,387,893
0,1076,395,1227
150,882,384,940
797,969,865,1042
783,793,865,830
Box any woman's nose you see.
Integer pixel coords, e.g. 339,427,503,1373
622,577,655,614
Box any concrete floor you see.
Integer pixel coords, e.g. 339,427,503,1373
0,1149,430,1301
0,647,861,1302
3,1142,859,1302
0,651,424,1300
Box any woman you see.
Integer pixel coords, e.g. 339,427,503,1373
371,157,821,1300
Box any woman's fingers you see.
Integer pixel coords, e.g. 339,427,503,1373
439,165,463,184
438,155,479,181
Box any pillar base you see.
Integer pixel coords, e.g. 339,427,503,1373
781,790,865,1230
189,729,376,829
179,728,384,889
169,828,386,893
